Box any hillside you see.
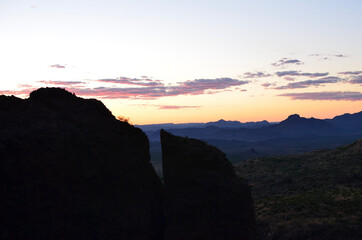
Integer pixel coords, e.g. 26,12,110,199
235,139,362,239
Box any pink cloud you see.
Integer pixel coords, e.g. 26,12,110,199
276,71,328,78
278,91,362,101
261,82,276,88
169,78,249,96
75,78,248,99
157,105,200,110
271,58,303,67
37,80,85,86
97,77,163,87
338,71,362,75
349,75,362,84
242,72,271,79
1,77,249,100
284,77,295,81
49,64,66,69
0,88,36,97
273,77,343,90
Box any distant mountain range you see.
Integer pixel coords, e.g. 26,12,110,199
146,111,362,173
141,111,362,142
136,119,274,132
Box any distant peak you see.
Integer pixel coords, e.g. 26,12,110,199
286,114,301,120
217,119,226,123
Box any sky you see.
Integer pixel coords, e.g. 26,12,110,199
0,0,361,124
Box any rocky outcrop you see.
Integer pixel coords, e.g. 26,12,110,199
160,130,257,240
0,88,164,240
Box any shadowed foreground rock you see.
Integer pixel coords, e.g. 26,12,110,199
160,130,257,240
0,88,164,240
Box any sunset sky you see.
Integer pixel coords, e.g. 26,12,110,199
1,0,361,124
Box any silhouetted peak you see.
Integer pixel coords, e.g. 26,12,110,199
26,87,115,118
29,87,77,102
278,113,331,131
217,119,226,123
286,114,301,120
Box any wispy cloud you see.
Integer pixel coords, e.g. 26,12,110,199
310,53,348,60
242,71,271,79
37,80,85,86
334,54,347,58
284,77,295,81
276,71,329,78
271,58,303,67
68,86,167,99
49,64,66,69
97,77,162,87
1,77,249,100
278,91,362,101
338,71,362,75
65,77,248,99
157,105,200,110
273,77,343,90
172,78,249,94
261,82,276,88
349,75,362,84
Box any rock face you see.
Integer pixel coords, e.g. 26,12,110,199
160,130,257,240
0,88,164,240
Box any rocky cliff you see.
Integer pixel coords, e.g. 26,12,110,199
160,130,257,240
0,88,164,240
0,88,257,239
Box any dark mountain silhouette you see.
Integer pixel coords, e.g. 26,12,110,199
326,111,362,132
144,112,361,170
1,88,257,239
148,114,351,142
205,119,244,128
1,88,164,239
205,119,270,128
264,114,338,137
235,139,362,240
136,119,272,132
143,112,361,142
276,114,330,129
136,123,204,132
161,130,256,240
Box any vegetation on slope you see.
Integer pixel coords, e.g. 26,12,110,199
235,139,362,239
